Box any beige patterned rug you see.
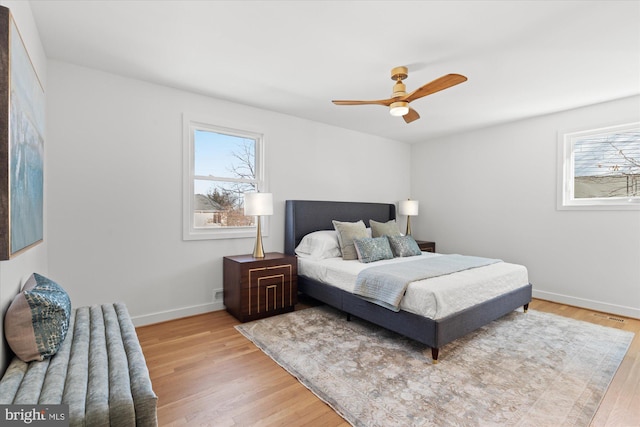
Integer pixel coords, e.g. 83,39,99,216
235,305,633,427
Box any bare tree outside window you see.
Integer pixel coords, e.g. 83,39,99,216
573,129,640,198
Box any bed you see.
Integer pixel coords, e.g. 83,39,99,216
284,200,532,363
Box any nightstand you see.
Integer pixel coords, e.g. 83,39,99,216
223,252,297,322
415,240,436,253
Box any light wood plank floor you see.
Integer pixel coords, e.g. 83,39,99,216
136,298,639,426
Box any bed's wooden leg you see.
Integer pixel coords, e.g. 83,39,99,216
346,313,351,322
431,348,439,364
523,303,529,313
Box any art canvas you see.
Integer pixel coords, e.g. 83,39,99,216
0,6,44,260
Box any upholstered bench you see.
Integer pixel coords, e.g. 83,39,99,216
0,302,157,427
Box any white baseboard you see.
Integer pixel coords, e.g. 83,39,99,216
533,289,640,320
130,291,639,326
130,301,225,327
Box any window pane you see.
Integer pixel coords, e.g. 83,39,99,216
194,129,256,179
193,180,256,228
573,129,640,199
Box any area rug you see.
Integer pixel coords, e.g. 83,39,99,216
235,305,633,427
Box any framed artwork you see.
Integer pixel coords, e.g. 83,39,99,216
0,6,45,260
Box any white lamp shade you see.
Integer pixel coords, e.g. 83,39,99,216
244,192,273,216
399,199,419,216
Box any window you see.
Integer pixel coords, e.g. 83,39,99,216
183,115,266,239
558,122,640,210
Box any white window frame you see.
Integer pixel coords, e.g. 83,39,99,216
557,122,640,210
183,114,268,240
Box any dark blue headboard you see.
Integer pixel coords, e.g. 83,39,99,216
284,200,396,255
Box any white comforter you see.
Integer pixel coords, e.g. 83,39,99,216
298,252,529,320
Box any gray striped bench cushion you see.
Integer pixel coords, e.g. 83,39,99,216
0,303,157,426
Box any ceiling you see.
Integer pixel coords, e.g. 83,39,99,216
30,1,640,144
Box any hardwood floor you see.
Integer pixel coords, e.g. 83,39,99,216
136,298,640,426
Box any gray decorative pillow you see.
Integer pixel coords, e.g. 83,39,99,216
387,235,423,257
370,219,402,238
353,237,394,263
4,273,72,362
332,220,369,260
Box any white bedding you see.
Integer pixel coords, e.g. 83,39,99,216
298,252,529,320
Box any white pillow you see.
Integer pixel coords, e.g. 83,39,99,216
295,230,342,259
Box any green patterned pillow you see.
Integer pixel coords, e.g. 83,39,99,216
353,237,394,263
4,273,71,362
388,235,423,257
370,219,401,238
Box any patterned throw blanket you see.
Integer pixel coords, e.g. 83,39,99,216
354,254,501,311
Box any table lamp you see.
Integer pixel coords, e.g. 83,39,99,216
244,192,273,258
398,199,419,236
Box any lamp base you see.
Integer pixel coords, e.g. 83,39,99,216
405,216,412,236
253,216,265,258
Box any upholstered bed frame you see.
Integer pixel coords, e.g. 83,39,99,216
284,200,532,363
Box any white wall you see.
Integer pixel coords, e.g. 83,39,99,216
411,96,640,318
46,60,411,325
0,0,48,371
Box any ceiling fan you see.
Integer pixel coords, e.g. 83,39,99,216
332,66,467,124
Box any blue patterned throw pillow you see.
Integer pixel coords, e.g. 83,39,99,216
4,273,71,362
388,235,423,257
353,237,394,263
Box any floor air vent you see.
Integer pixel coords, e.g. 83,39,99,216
592,313,625,323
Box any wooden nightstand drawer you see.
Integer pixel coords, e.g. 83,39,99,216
415,240,436,252
223,253,297,322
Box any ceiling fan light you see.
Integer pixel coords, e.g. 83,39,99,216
389,101,409,117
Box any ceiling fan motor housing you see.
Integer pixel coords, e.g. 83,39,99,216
389,66,410,115
392,81,407,98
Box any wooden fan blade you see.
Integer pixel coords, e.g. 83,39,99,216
332,98,394,107
404,74,467,103
403,108,420,124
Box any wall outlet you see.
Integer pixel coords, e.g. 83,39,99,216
214,289,224,301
